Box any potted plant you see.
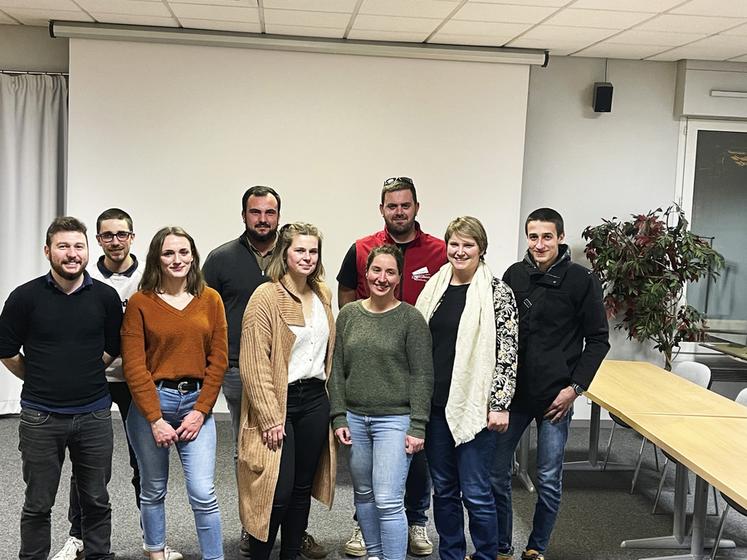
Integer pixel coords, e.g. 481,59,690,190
582,206,724,370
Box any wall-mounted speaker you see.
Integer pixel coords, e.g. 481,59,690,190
593,82,613,112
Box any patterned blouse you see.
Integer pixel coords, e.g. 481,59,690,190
489,277,519,411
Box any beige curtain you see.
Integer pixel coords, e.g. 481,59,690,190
0,74,67,415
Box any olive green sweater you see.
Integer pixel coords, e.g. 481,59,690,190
329,301,434,438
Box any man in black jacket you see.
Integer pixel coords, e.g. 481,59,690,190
490,208,610,560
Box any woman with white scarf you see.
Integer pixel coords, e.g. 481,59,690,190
415,216,518,560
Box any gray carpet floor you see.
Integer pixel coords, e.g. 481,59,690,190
0,413,744,560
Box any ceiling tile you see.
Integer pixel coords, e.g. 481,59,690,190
519,24,616,42
606,29,706,47
0,10,18,24
544,8,652,29
354,14,440,33
90,14,179,26
169,0,256,5
636,14,743,34
359,0,458,19
454,3,556,24
646,37,747,61
428,32,515,46
348,28,429,41
571,0,682,11
438,19,530,37
0,0,78,8
179,17,261,32
671,0,747,18
76,0,171,17
471,0,570,7
722,22,747,37
2,7,92,25
574,42,668,59
264,9,349,27
264,23,343,37
169,3,259,22
507,37,576,53
263,0,356,12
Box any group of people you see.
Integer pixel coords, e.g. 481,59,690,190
0,177,610,560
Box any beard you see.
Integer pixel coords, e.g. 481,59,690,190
384,217,415,236
50,259,87,281
246,224,278,244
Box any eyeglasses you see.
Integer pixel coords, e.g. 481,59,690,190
97,231,133,243
383,176,414,187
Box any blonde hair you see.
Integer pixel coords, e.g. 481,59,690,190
266,222,325,288
445,216,488,257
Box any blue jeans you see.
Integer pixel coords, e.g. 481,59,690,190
490,409,571,555
18,407,114,560
347,412,412,560
127,387,223,560
426,408,497,560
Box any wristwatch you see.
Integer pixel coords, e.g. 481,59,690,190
570,383,585,396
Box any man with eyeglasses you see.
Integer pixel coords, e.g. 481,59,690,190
336,177,446,557
51,208,182,560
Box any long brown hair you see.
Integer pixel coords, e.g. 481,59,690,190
140,226,206,296
266,222,325,290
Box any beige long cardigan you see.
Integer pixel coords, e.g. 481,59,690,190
238,276,337,541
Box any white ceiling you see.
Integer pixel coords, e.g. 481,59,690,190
2,0,747,62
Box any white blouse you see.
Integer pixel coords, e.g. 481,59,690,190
288,293,329,384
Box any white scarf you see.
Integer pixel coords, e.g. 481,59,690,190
416,261,496,445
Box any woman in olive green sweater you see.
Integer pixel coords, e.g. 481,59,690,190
329,244,433,560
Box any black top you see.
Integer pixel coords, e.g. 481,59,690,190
203,233,271,366
428,283,468,408
0,274,123,408
502,246,610,415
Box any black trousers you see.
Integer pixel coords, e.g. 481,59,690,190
250,380,330,560
69,381,141,539
18,408,114,560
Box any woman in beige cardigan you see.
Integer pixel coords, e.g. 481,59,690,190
238,222,336,560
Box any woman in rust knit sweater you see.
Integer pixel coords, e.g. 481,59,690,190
238,222,336,560
122,226,228,560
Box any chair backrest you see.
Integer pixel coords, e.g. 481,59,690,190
735,387,747,406
671,360,711,389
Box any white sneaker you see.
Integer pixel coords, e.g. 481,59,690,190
343,524,366,557
52,537,84,560
142,544,184,560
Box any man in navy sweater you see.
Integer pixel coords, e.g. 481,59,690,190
0,216,122,560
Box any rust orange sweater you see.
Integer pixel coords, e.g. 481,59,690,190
122,288,228,422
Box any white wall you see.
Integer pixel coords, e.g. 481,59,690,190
0,25,68,72
2,29,691,419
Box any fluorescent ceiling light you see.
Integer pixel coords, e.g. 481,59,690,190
50,20,548,67
710,90,747,99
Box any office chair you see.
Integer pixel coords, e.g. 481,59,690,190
709,387,747,560
603,412,660,493
652,361,719,515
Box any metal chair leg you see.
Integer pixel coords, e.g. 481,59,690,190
603,421,617,470
711,485,720,516
652,457,669,514
710,503,731,559
653,444,660,471
630,437,646,494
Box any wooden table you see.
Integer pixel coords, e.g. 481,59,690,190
565,360,747,473
585,360,747,560
700,341,747,362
